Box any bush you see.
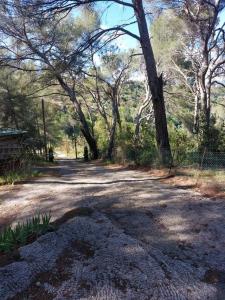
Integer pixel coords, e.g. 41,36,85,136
115,124,135,163
134,124,158,166
198,115,225,152
168,122,197,166
136,149,158,166
113,123,158,166
94,118,109,157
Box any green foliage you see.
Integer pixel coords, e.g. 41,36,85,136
94,118,109,156
114,123,159,166
134,124,158,166
168,122,197,165
0,3,224,168
0,152,47,185
0,213,52,253
0,169,40,185
115,124,136,163
121,81,145,106
0,67,71,150
198,115,225,153
151,10,186,71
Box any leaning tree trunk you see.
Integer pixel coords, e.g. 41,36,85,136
73,102,99,159
56,75,99,159
132,0,172,166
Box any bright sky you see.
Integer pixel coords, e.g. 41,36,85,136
96,1,225,51
220,9,225,25
97,2,139,50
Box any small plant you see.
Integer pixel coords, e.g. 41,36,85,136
0,213,52,253
0,169,40,185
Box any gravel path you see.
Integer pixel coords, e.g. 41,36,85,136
0,159,225,299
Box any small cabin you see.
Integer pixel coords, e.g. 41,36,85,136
0,129,26,174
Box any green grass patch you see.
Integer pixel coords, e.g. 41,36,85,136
0,213,52,253
0,169,41,185
33,158,58,167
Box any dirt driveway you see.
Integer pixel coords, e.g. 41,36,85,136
1,159,225,299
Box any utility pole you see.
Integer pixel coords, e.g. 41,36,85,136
73,125,78,159
74,137,78,159
42,98,48,161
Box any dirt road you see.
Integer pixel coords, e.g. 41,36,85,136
0,159,225,299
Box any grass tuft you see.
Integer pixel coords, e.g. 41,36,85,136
0,213,52,253
0,169,40,185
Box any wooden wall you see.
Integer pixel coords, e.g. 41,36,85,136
0,136,23,160
0,136,24,174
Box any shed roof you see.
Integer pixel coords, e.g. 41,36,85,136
0,128,27,138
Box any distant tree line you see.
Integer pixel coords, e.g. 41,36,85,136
0,0,224,165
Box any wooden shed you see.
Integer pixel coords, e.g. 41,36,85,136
0,129,26,174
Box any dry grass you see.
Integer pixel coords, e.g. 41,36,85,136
197,182,223,197
159,167,225,198
101,160,225,198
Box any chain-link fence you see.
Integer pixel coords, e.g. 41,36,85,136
177,152,225,169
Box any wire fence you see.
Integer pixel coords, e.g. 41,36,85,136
0,143,44,175
177,152,225,169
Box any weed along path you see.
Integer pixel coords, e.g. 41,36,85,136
1,159,225,299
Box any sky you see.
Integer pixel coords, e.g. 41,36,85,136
220,9,225,26
96,1,225,51
97,2,139,50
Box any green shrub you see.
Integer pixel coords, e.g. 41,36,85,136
134,124,158,166
94,118,109,156
198,115,225,152
0,213,52,253
112,123,159,165
115,124,136,163
137,149,157,166
168,122,197,166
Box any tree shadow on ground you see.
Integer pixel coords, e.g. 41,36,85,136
8,198,225,299
1,160,225,298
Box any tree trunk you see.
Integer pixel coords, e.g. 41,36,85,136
202,89,211,150
56,75,99,159
203,94,211,131
107,119,117,160
134,98,150,145
107,89,118,160
72,101,99,159
134,77,151,147
193,94,200,133
204,84,211,132
132,0,172,166
198,75,211,138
